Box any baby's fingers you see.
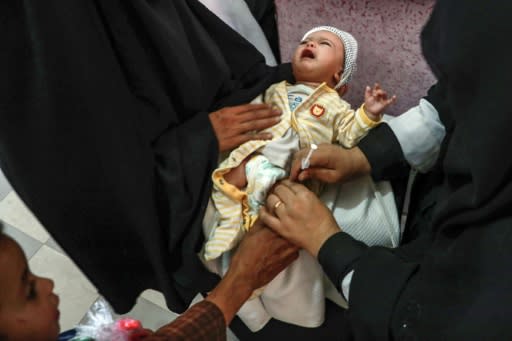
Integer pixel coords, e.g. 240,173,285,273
372,83,381,94
386,95,398,105
374,89,387,99
364,85,372,100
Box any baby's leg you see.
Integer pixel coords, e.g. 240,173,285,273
224,158,249,189
204,155,284,261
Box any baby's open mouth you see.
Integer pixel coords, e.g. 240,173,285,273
301,49,315,59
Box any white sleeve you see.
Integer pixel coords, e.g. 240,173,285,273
386,98,446,173
341,270,354,301
198,0,277,66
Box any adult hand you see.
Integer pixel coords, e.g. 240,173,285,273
209,104,281,152
206,221,298,324
228,220,299,291
289,144,371,183
260,180,340,258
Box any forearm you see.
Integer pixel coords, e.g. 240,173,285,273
317,232,418,337
317,232,368,287
146,301,226,341
357,123,410,181
346,146,373,179
140,239,270,339
205,268,254,325
333,145,373,184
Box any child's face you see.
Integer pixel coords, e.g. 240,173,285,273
292,30,345,88
0,235,60,341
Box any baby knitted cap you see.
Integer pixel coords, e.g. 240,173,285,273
302,26,358,89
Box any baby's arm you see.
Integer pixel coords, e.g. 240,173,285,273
334,84,396,147
363,83,397,120
334,103,380,148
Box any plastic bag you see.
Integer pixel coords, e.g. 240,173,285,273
72,297,143,341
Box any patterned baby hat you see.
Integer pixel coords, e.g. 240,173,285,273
302,26,358,89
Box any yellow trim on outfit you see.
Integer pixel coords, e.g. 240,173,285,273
204,81,381,261
360,103,381,127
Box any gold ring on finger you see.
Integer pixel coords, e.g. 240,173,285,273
274,200,283,210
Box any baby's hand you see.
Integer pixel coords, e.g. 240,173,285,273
363,83,397,120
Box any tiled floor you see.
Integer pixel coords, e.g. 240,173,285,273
0,168,238,339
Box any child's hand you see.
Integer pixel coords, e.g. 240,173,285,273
363,83,397,120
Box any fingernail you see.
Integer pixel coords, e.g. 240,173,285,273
264,133,273,139
274,116,281,122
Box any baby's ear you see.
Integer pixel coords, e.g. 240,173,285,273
337,84,348,97
333,71,341,85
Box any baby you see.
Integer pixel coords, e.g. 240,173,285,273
202,26,398,331
204,26,395,259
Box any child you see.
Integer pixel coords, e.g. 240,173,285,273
0,220,295,341
201,26,399,331
0,224,61,341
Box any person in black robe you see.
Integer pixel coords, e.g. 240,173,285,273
256,0,512,338
0,0,293,314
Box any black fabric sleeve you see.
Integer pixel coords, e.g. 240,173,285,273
0,0,291,313
317,232,367,287
358,123,410,181
359,82,451,182
349,250,418,339
318,231,419,339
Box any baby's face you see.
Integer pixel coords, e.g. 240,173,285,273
0,235,60,341
292,30,345,88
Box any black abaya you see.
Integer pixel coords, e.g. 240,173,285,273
315,0,512,339
0,0,292,313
